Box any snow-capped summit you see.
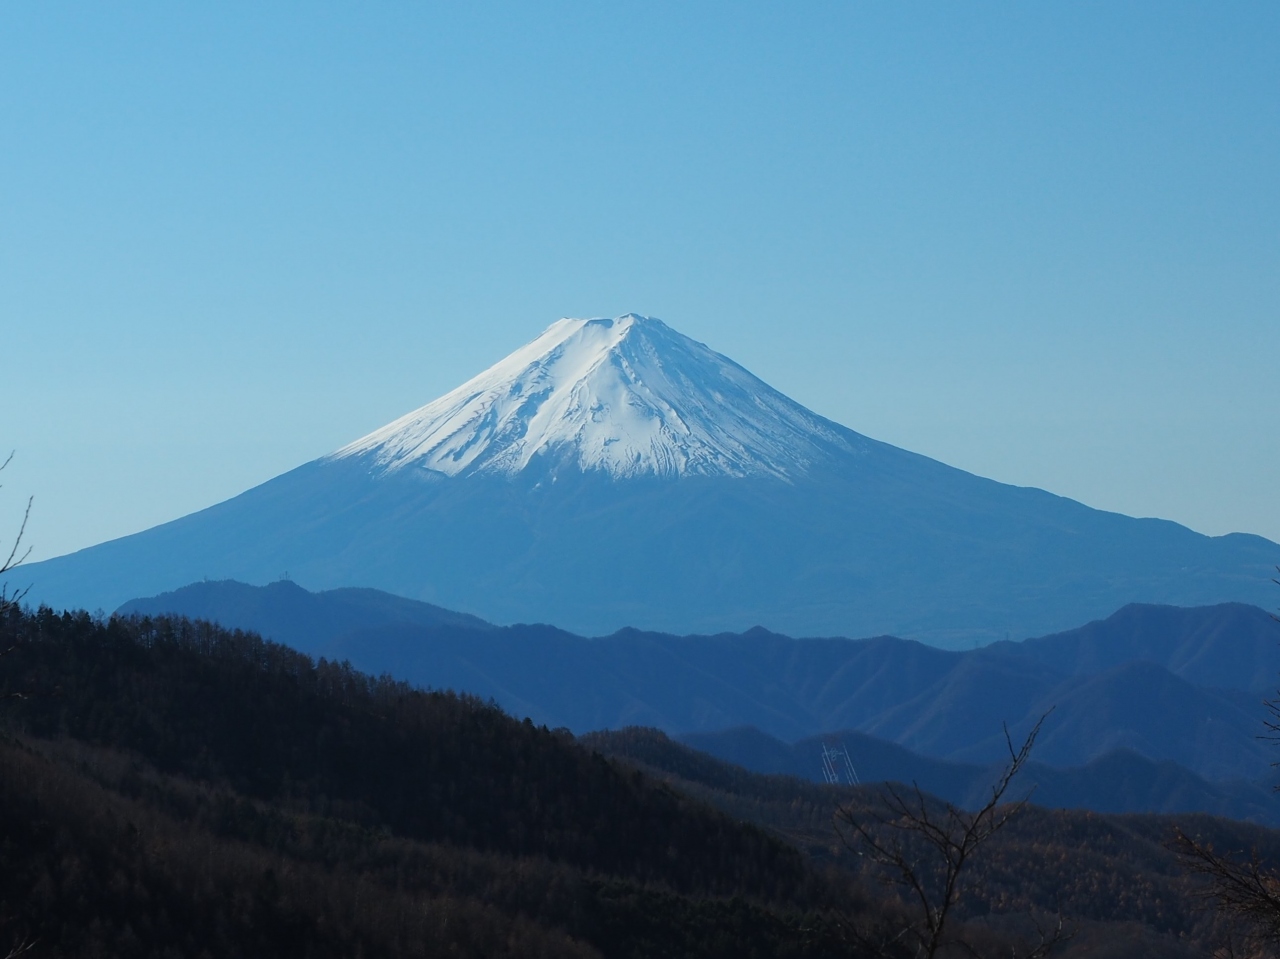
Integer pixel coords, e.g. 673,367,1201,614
333,314,859,480
19,311,1280,645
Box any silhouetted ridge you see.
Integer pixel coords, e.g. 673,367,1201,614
6,602,1280,956
117,577,494,657
111,582,1280,785
0,604,807,898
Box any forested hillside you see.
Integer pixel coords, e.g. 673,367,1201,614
121,582,1280,786
0,603,875,958
0,604,1276,957
588,727,1280,958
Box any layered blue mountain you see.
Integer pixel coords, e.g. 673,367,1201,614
23,314,1280,645
120,580,1280,784
116,578,494,648
596,727,1280,826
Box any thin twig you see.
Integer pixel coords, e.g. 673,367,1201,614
834,711,1064,959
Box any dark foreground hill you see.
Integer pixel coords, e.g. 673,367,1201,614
0,604,861,959
122,582,1280,783
2,603,1279,956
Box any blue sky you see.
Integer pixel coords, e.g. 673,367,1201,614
4,2,1279,561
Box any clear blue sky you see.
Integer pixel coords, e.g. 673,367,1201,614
4,2,1278,562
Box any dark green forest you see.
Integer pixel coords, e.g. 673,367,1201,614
0,604,870,958
0,603,1274,957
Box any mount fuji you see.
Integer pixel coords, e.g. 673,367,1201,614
18,314,1280,646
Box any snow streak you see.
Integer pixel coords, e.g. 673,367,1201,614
333,314,860,480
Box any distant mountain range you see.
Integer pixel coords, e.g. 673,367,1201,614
20,314,1280,646
117,577,494,645
599,726,1280,828
5,601,1271,957
119,580,1280,788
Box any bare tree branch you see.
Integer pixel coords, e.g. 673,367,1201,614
0,452,32,612
1173,828,1280,950
0,495,31,577
1178,579,1280,955
835,711,1067,959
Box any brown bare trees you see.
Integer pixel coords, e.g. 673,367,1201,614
1171,574,1280,956
835,713,1065,959
1173,826,1280,957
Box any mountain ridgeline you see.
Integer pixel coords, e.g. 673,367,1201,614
0,602,848,958
18,314,1280,646
3,600,1277,959
678,726,1280,826
120,580,1280,804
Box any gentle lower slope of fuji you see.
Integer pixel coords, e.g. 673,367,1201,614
23,447,1280,647
19,314,1280,644
117,581,1280,784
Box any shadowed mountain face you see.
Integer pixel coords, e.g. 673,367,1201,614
997,601,1280,692
17,315,1280,646
118,581,1280,784
116,579,493,651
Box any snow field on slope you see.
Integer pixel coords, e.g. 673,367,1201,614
333,314,859,479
